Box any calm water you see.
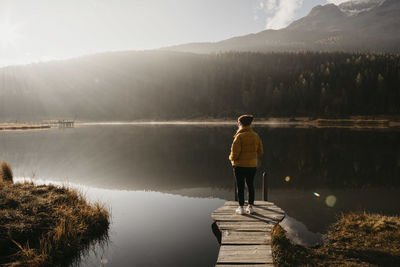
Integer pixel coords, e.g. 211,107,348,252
1,124,400,266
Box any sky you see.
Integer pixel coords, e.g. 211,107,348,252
0,0,351,66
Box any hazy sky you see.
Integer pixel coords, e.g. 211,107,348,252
0,0,349,66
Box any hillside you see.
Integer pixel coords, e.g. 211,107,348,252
0,51,399,122
164,0,400,53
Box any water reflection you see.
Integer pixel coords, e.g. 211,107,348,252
1,124,400,264
77,187,224,267
280,216,323,247
15,179,224,267
2,124,399,191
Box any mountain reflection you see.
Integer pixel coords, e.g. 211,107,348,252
2,124,399,233
2,124,398,190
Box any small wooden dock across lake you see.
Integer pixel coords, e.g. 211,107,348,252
212,201,285,266
45,120,75,127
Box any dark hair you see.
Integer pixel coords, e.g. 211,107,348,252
238,114,254,126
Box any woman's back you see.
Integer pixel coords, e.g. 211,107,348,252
229,125,263,167
229,114,263,214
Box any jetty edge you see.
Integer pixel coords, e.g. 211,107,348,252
212,200,285,266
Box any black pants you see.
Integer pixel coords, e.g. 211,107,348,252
233,166,256,206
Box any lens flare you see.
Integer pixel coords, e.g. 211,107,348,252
325,195,337,207
313,192,320,197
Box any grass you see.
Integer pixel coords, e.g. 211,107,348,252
0,162,110,267
1,162,13,183
0,123,50,130
272,212,400,266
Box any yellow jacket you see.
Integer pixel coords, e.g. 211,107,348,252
229,126,263,167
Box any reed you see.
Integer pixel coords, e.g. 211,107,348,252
0,161,13,183
0,177,110,266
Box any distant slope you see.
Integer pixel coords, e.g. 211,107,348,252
0,51,399,122
164,0,400,53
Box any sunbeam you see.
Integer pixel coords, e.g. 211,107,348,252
0,21,22,48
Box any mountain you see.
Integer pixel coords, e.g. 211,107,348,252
1,51,399,122
338,0,384,16
163,0,400,53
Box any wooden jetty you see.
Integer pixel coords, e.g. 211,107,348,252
212,172,285,266
44,120,75,127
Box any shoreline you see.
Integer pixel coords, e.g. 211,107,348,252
1,116,399,130
0,163,110,266
272,212,400,266
77,117,400,128
0,123,50,131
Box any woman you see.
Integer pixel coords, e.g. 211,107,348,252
229,115,263,215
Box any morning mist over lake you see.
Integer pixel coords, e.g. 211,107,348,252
0,0,399,266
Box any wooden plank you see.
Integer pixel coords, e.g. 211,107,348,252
213,212,284,218
212,201,285,266
217,245,273,264
212,204,285,222
211,213,283,222
221,230,271,245
217,221,273,232
212,213,282,219
224,201,275,206
212,211,283,218
214,205,284,214
216,264,274,267
215,204,283,211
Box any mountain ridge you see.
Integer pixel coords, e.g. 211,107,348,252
163,0,400,53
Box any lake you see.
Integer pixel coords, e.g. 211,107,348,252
2,123,400,266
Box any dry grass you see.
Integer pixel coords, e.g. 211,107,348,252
0,124,50,130
0,182,110,267
0,161,13,183
272,212,400,266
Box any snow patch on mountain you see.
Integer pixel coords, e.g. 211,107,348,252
338,0,385,16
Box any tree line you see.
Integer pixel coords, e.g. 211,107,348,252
0,51,399,121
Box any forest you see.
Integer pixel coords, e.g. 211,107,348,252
0,51,399,121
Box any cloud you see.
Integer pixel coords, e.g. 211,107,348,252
257,0,304,30
326,0,350,4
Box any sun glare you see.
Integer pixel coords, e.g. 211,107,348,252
0,21,21,48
